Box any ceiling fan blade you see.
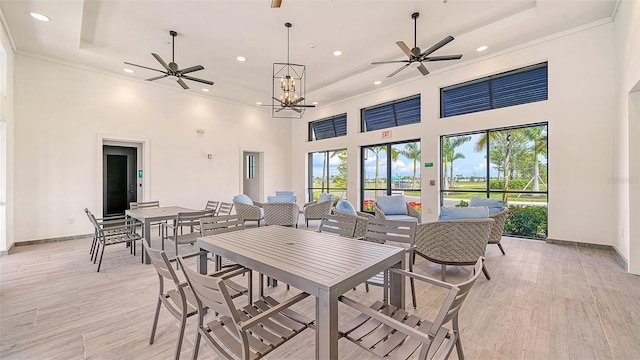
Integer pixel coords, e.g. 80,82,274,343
396,41,413,57
124,62,166,74
272,97,285,105
420,36,455,57
177,78,189,89
271,0,282,8
423,54,463,61
146,75,168,81
292,97,305,105
151,53,171,71
417,63,429,76
387,63,411,77
275,107,285,112
291,107,302,114
182,75,214,86
178,65,204,75
372,60,411,65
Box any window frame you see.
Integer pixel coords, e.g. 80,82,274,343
308,113,347,141
361,94,421,132
440,62,548,118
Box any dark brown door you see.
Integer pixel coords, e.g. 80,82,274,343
103,146,137,216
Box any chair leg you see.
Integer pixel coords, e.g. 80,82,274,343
453,317,464,360
482,264,491,280
497,243,506,255
306,219,309,227
96,245,106,272
409,259,417,309
365,283,369,292
259,273,265,299
191,329,201,360
175,310,188,360
441,265,446,282
150,297,162,344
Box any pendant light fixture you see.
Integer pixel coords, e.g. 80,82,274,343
271,22,314,118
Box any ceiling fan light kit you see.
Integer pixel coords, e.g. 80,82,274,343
372,12,463,78
124,30,214,90
271,22,314,119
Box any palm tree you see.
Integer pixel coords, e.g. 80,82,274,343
400,142,420,189
368,146,399,196
442,136,471,190
475,130,513,204
523,125,547,192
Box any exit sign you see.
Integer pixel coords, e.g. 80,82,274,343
381,130,392,139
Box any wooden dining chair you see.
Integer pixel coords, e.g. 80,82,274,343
338,258,485,360
145,242,249,360
178,256,314,360
362,217,417,308
85,208,142,272
163,210,215,262
204,200,220,213
318,214,357,238
199,215,246,272
216,202,234,216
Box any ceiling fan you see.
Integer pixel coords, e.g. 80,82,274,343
372,12,463,78
124,30,214,89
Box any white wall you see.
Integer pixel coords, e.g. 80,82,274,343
613,0,640,274
12,56,292,242
0,13,15,253
293,21,616,246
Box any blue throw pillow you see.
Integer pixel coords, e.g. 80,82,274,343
375,195,408,216
318,193,333,203
233,194,253,205
276,191,295,197
267,196,296,203
469,196,504,214
438,206,489,220
335,199,357,215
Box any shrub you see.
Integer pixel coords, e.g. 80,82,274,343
455,200,468,207
490,179,529,190
504,205,547,239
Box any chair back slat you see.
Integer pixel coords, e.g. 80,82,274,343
205,200,220,212
216,202,234,216
179,259,239,321
319,214,357,238
144,242,180,283
130,201,160,209
200,215,245,236
364,218,416,246
176,210,215,227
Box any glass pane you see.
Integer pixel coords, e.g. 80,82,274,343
503,194,548,239
328,149,347,198
488,125,548,205
441,191,488,208
442,133,487,192
362,146,388,211
391,142,421,210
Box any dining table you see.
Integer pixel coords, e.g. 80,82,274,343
125,205,194,264
197,225,406,360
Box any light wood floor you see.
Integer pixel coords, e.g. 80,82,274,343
1,219,639,360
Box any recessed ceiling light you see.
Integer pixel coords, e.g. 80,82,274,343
333,50,342,56
374,80,382,85
312,101,318,105
30,12,50,22
123,68,135,74
237,56,247,62
202,88,210,92
476,45,488,52
256,102,263,105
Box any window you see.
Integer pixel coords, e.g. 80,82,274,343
361,95,420,132
309,114,347,141
308,149,347,202
246,154,255,179
361,140,421,213
441,63,548,117
440,123,548,239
